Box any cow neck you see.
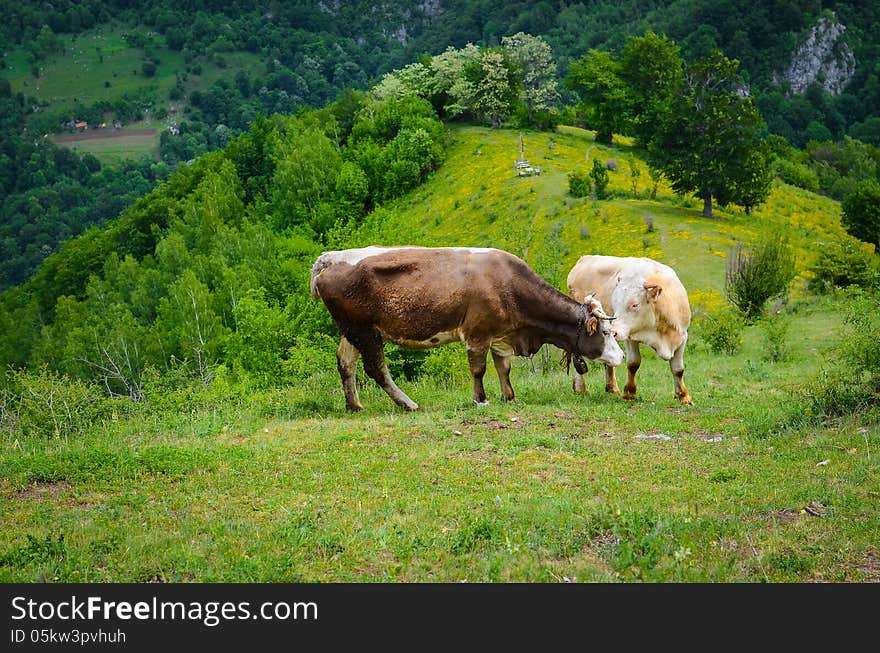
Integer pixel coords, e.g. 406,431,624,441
523,289,585,353
507,263,587,353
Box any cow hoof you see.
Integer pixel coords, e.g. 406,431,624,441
676,394,694,406
403,402,420,412
346,403,364,412
622,392,637,401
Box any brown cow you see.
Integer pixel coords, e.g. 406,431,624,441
310,246,624,411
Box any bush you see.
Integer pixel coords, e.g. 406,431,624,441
841,180,880,248
420,343,470,385
773,158,820,192
761,314,791,362
0,367,108,440
726,235,796,321
807,239,880,292
802,289,880,418
567,168,591,198
697,309,744,355
590,159,609,199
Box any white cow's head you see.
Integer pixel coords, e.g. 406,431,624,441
610,278,660,340
609,275,685,359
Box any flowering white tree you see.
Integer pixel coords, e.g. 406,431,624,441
502,32,560,121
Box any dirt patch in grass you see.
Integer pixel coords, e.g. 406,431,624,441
15,480,73,500
768,508,802,524
854,551,880,581
479,418,511,430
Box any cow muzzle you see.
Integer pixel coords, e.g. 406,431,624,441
601,337,625,367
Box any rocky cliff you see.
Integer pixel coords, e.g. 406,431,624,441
777,13,855,96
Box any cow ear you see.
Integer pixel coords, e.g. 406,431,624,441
644,283,662,301
585,316,598,335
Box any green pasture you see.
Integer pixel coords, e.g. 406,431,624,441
5,28,182,110
1,125,877,583
54,132,159,165
1,300,877,582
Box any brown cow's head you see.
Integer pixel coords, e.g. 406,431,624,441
563,296,623,370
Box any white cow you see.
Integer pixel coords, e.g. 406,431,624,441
566,255,693,405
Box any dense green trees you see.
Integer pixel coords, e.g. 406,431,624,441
0,94,446,395
0,82,164,291
566,50,630,146
372,38,550,129
3,1,880,150
619,32,684,146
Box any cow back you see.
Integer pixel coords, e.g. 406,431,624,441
311,246,520,343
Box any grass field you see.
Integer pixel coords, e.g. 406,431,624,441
5,27,181,111
1,311,877,582
52,129,159,164
0,126,877,583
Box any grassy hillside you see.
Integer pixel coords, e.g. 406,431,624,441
369,125,847,307
1,125,877,583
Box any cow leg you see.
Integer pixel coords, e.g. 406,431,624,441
622,340,642,400
670,337,693,405
604,364,620,395
491,351,515,401
358,329,419,411
337,336,364,412
467,345,490,406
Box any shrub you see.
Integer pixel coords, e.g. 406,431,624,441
1,367,108,440
697,308,744,355
773,158,819,193
590,159,609,199
761,314,791,363
807,239,880,292
802,288,880,418
567,169,591,198
420,343,470,385
726,235,796,321
841,180,880,248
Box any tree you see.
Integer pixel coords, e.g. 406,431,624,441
619,31,684,146
647,50,770,218
841,181,880,248
271,119,342,230
156,270,227,386
501,32,560,124
726,234,796,321
566,50,631,145
457,50,520,128
714,141,774,215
